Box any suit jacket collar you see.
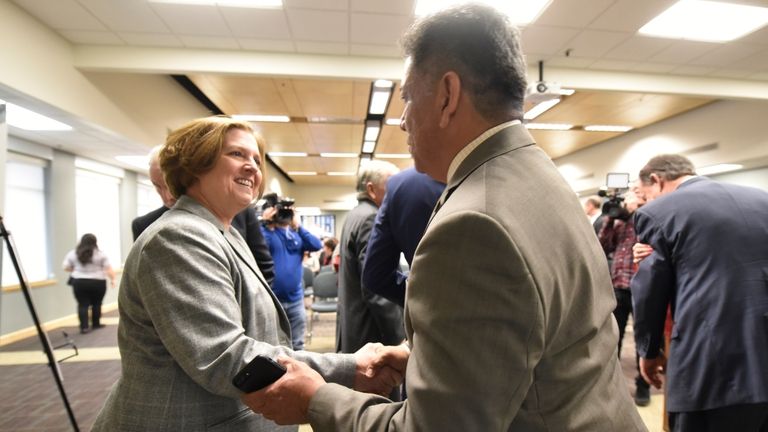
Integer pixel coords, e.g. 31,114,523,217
430,123,535,221
676,175,707,190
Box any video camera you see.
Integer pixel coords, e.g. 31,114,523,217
260,193,296,225
598,172,630,220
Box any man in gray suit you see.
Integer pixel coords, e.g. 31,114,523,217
337,160,403,354
243,4,645,430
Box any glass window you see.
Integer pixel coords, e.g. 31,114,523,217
75,168,122,266
2,156,49,286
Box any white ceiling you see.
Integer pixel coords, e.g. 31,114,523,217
5,0,768,184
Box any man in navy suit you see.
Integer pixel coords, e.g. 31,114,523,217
631,154,768,431
362,167,445,307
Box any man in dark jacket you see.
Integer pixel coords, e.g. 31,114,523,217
336,160,403,354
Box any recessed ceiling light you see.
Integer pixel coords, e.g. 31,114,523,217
268,152,307,157
385,118,401,126
369,89,392,115
320,153,359,158
374,80,394,89
232,114,290,123
364,120,381,142
639,0,768,42
584,125,633,132
696,163,743,175
1,100,73,131
559,88,576,96
414,0,552,24
376,153,412,159
149,0,282,8
287,171,317,176
327,172,356,176
525,123,573,131
523,98,560,120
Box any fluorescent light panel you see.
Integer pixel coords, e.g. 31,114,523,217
369,89,392,115
233,114,290,123
415,0,552,24
524,98,560,120
327,172,356,176
0,100,72,131
559,88,576,96
149,0,282,8
364,121,381,141
374,80,394,89
115,155,150,170
268,152,307,157
287,171,317,176
362,141,377,153
584,125,633,132
696,163,743,175
525,123,573,131
639,0,768,42
320,152,358,158
385,118,401,126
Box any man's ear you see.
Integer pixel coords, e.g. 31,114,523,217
438,71,461,128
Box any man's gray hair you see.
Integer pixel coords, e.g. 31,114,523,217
400,3,527,122
357,160,399,194
639,154,697,184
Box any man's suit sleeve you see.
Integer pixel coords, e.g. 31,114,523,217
631,210,674,358
362,193,406,307
309,211,543,431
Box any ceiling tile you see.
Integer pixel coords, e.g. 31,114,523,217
59,30,124,45
707,69,753,79
688,43,761,67
11,0,106,30
630,62,677,73
351,0,414,15
220,8,291,39
739,23,768,45
351,13,411,45
295,41,349,55
287,9,348,42
307,124,362,153
535,0,615,27
669,65,714,76
647,41,719,64
118,32,183,47
589,59,640,71
150,4,230,36
284,0,348,11
521,25,580,56
78,0,169,33
179,35,239,50
747,71,768,80
349,44,401,57
730,47,768,70
239,38,296,52
544,55,596,68
603,35,673,61
563,30,630,58
588,0,677,32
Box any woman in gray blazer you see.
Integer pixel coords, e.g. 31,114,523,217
92,117,399,432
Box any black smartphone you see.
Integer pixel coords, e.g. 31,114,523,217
232,355,287,393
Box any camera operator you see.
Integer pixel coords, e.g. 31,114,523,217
597,181,650,407
260,193,322,350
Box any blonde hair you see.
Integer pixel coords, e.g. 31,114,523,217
160,116,267,198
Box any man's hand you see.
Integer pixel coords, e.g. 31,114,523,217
353,343,407,396
633,242,653,263
262,207,277,223
640,354,666,389
241,355,324,425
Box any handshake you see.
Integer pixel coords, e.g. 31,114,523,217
241,342,410,425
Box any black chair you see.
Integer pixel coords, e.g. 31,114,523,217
302,265,314,299
318,264,334,274
306,271,338,344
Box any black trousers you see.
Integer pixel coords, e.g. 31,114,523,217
72,278,107,329
670,403,768,432
613,288,649,390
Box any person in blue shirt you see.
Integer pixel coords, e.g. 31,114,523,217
260,194,322,350
362,167,445,307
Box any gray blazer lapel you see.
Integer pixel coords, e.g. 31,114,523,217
427,124,535,226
